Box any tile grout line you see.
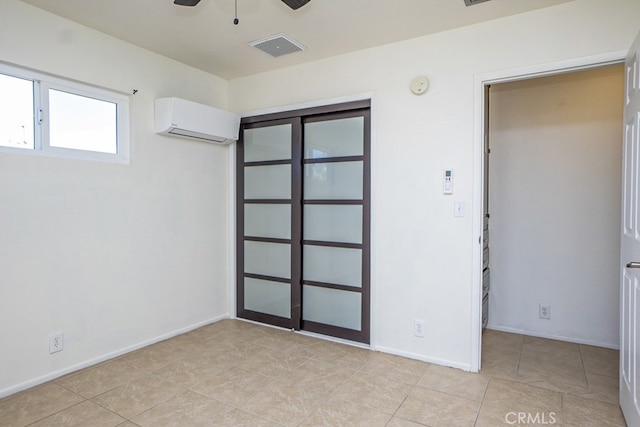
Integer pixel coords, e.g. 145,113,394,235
124,346,289,426
4,324,622,427
515,333,524,376
578,344,591,391
472,376,492,427
23,398,87,427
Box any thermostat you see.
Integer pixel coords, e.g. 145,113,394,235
443,169,453,194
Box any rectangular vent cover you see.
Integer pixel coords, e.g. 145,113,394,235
249,33,306,57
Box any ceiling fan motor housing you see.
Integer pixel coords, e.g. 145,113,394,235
174,0,311,10
174,0,201,6
281,0,311,10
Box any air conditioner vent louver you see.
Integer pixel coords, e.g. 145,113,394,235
249,33,306,58
167,128,227,143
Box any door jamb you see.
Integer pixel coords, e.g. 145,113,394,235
471,51,627,372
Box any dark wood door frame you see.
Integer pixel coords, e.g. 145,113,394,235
237,99,371,343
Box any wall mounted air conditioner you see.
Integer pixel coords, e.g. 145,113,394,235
154,97,240,144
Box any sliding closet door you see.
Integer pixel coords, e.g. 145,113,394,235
301,110,370,343
236,118,301,328
237,100,370,343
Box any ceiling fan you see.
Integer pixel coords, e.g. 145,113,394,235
174,0,311,10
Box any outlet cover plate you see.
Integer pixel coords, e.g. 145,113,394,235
539,304,551,320
49,332,64,354
414,319,425,338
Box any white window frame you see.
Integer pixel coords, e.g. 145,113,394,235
0,62,130,164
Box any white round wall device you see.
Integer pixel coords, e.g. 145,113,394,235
410,76,429,95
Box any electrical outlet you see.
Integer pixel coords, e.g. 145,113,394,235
49,332,64,354
539,304,551,320
414,319,425,338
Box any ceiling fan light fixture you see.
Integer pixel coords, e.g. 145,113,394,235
281,0,311,10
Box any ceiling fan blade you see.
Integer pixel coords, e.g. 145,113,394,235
174,0,201,6
281,0,311,10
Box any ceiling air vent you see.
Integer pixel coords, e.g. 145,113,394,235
249,33,306,58
464,0,491,6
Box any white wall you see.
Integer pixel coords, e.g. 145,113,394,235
229,0,640,369
0,0,231,396
487,66,623,348
2,0,639,396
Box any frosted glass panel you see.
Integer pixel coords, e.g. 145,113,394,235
304,117,364,159
244,124,291,162
245,164,291,199
304,161,363,200
303,245,361,287
245,204,291,239
304,205,362,244
244,278,290,319
303,285,361,330
245,241,291,279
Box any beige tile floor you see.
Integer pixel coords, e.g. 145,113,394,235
0,320,627,426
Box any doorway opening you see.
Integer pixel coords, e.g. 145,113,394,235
479,63,625,374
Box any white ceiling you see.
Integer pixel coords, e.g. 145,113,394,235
20,0,573,79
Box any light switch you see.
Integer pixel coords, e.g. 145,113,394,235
454,201,465,217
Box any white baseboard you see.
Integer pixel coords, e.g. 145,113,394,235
485,324,619,350
374,345,472,372
233,317,470,371
0,314,230,399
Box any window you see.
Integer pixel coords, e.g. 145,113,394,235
0,62,129,163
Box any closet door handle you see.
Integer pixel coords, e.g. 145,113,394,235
626,262,640,268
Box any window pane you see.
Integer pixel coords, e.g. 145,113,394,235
303,285,361,330
245,204,291,239
0,73,34,150
244,124,291,162
304,205,362,244
49,89,117,154
244,164,291,199
244,278,291,319
244,241,291,279
304,161,363,200
304,116,364,159
303,245,362,287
